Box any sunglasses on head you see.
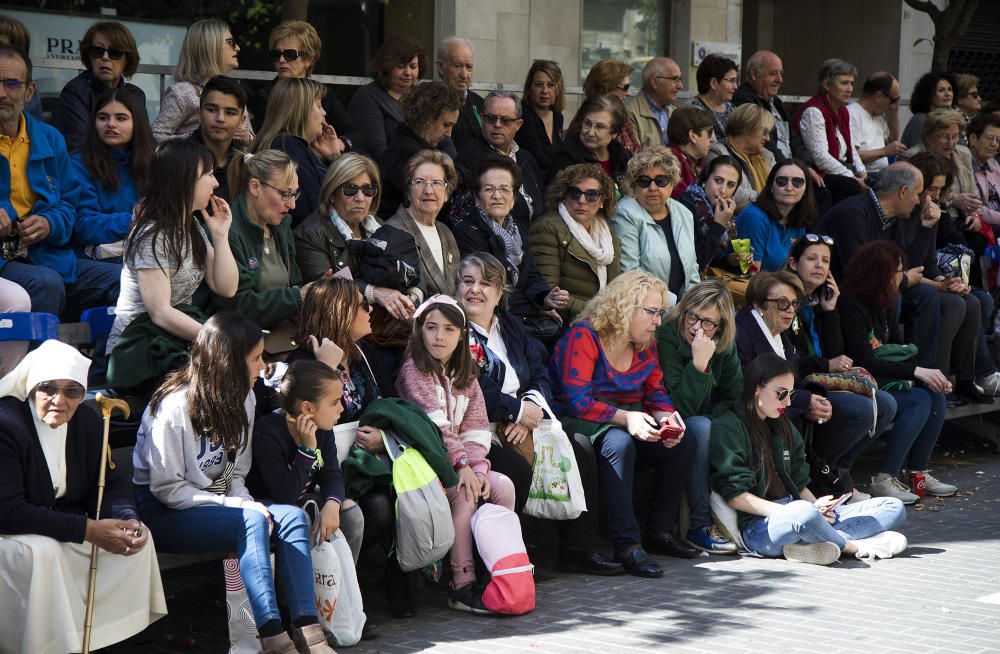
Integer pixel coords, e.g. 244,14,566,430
566,186,603,203
87,45,126,60
342,183,377,198
35,382,86,400
270,49,304,62
635,174,671,189
775,176,806,189
802,233,834,246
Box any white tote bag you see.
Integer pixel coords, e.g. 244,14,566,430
312,530,367,646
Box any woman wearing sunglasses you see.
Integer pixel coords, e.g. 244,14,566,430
153,19,251,144
615,147,700,305
710,352,907,564
248,20,363,154
549,95,633,187
736,159,820,271
55,20,146,152
735,271,884,497
530,163,621,323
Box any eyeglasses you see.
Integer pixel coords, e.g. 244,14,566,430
636,306,667,322
35,382,86,400
341,183,377,197
976,135,1000,145
763,385,797,402
616,83,630,92
260,180,301,202
87,45,126,60
0,78,26,91
481,184,514,197
270,49,305,62
482,113,519,127
565,186,603,203
763,297,801,312
933,132,960,144
581,119,612,133
967,91,981,99
225,38,239,48
656,75,683,84
802,233,834,246
410,178,448,191
636,174,671,189
685,310,720,332
775,176,806,189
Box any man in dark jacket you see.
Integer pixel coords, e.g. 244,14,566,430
188,75,246,201
732,50,790,159
436,36,484,152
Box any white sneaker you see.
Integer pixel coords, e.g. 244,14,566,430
846,489,871,504
782,541,841,565
869,473,919,505
854,531,908,560
978,372,1000,396
912,470,958,496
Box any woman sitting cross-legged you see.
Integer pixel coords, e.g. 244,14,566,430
710,352,908,565
455,252,623,576
132,313,335,653
655,279,741,554
0,341,166,654
550,270,698,578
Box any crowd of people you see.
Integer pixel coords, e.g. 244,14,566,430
1,13,998,653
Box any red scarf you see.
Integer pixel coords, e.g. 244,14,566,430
792,94,853,175
668,143,699,199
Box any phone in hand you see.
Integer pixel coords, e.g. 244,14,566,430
658,413,686,442
827,492,853,510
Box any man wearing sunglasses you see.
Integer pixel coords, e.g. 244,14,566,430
436,36,484,152
0,46,120,319
54,21,147,153
625,57,683,150
456,91,544,230
847,72,905,175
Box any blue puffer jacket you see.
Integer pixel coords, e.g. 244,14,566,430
70,148,137,249
0,114,81,282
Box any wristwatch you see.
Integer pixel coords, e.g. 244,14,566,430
458,455,470,468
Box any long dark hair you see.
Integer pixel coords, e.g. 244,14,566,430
697,154,744,188
81,87,154,192
754,158,818,229
406,301,477,389
294,277,366,363
150,313,263,451
741,352,796,499
124,139,213,273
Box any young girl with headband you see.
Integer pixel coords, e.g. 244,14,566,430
395,295,515,615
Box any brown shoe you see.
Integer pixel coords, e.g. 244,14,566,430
260,631,298,654
292,623,337,653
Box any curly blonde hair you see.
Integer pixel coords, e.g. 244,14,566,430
576,270,669,349
622,146,681,196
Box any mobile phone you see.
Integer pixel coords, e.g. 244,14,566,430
658,413,686,441
827,492,852,510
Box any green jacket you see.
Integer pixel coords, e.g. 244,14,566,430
709,407,811,531
529,210,621,322
214,194,303,329
343,397,459,498
656,323,742,419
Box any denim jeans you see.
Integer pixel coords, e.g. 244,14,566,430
882,388,947,474
900,284,945,368
595,427,696,555
811,390,897,492
135,484,316,629
0,258,121,316
971,287,996,377
684,416,713,530
741,495,906,557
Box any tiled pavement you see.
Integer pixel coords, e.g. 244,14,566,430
102,427,1000,653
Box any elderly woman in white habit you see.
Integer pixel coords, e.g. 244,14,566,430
0,340,166,654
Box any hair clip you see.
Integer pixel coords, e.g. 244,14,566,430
413,294,466,325
243,152,254,163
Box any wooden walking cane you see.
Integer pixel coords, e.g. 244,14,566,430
82,393,131,654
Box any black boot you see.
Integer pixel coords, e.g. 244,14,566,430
384,556,415,618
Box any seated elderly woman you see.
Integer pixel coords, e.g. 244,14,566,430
579,59,641,154
549,95,633,186
615,146,700,305
455,253,623,575
710,352,907,564
901,71,958,148
688,54,739,141
677,155,741,270
735,271,885,496
0,341,165,654
705,103,776,210
736,158,820,271
447,156,569,343
666,106,716,199
550,271,698,578
530,163,622,324
656,279,741,553
791,58,867,205
378,80,463,219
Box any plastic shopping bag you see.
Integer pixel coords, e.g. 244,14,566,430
523,419,587,521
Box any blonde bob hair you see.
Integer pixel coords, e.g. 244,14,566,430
269,20,322,75
622,146,681,196
577,270,669,349
253,77,326,152
319,153,382,215
921,108,966,142
666,279,736,352
175,19,233,85
726,102,776,138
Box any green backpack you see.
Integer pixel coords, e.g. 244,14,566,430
382,431,455,572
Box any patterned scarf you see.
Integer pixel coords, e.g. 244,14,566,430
479,205,523,285
329,208,380,242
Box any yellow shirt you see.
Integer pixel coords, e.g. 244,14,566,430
0,115,37,220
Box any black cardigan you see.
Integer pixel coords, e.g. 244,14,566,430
472,310,553,423
515,103,564,178
247,411,346,505
732,82,788,159
0,397,138,543
789,303,845,377
55,70,148,153
454,135,545,231
838,293,918,381
548,135,632,186
272,133,327,228
451,91,486,152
